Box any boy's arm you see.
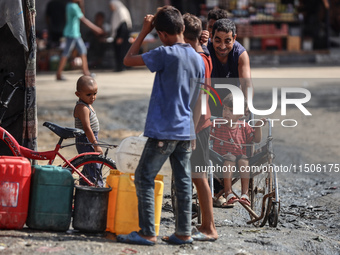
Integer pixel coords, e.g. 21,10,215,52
200,30,209,46
76,0,102,35
75,105,103,154
80,17,104,35
124,14,154,66
238,51,253,100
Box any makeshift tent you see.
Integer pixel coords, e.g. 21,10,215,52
0,0,37,154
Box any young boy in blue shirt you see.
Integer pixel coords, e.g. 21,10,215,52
117,6,205,245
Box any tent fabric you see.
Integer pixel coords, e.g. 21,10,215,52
23,0,37,151
0,0,29,51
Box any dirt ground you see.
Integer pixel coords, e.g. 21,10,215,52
1,66,340,255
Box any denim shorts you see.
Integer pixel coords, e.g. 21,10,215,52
62,37,87,57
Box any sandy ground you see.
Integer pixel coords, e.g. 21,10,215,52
1,66,340,254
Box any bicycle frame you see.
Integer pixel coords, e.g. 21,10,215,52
0,126,96,186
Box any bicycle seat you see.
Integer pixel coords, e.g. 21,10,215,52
43,122,85,139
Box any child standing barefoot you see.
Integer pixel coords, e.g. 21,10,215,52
183,13,218,241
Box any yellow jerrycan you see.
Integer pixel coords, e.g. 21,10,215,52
114,173,164,235
105,170,122,233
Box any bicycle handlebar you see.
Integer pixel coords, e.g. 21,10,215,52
0,72,24,125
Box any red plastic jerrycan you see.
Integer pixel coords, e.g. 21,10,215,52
0,156,31,229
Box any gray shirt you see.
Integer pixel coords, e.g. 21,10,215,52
74,100,99,132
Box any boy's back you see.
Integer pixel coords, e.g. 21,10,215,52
142,43,205,140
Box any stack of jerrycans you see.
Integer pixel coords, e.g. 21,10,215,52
26,165,74,231
0,156,31,229
105,171,164,235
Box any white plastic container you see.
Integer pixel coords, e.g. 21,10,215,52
114,135,171,174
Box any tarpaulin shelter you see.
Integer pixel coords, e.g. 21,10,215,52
0,0,37,154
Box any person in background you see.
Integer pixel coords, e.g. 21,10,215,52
206,8,228,39
56,0,103,81
110,0,132,72
86,12,110,68
45,0,68,48
199,8,228,63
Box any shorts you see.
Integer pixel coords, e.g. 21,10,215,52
222,154,248,163
62,37,87,57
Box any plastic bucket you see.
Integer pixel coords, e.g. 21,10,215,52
73,186,112,232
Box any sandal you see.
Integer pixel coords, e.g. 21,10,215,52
213,196,228,208
161,234,193,245
224,193,239,207
116,231,156,246
239,194,251,207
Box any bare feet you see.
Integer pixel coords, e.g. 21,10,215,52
198,227,218,240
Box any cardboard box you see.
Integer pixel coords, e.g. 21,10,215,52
287,36,301,51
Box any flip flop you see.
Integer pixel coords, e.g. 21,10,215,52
213,196,234,208
239,194,251,207
192,231,216,242
116,231,155,246
161,233,193,245
225,193,239,207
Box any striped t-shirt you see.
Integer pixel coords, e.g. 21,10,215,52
74,100,99,132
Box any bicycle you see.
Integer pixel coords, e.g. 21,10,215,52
0,72,117,187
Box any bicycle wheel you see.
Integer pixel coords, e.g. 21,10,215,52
249,164,273,227
268,201,279,227
267,167,280,227
69,154,117,187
